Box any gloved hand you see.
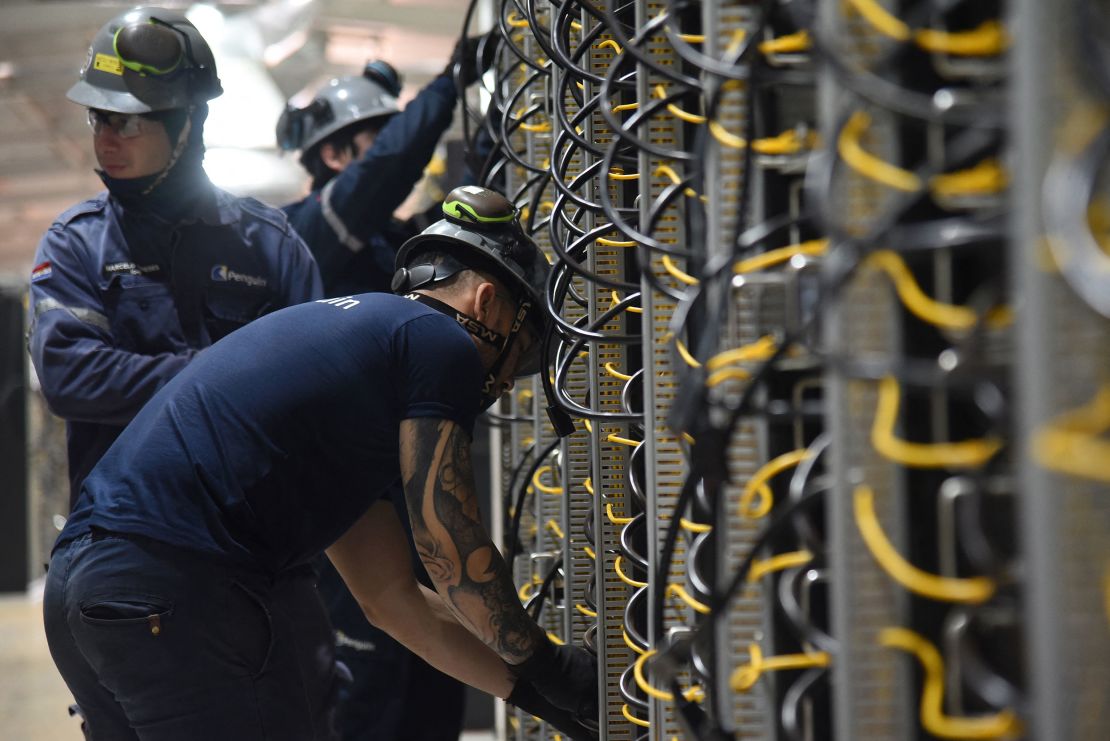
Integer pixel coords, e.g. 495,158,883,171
443,31,499,86
508,677,599,741
508,638,598,720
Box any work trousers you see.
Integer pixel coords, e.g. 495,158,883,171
43,530,340,741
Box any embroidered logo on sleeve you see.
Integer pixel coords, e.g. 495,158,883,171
31,262,52,282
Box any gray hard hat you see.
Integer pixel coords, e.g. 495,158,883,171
67,7,222,114
277,60,402,162
393,186,551,375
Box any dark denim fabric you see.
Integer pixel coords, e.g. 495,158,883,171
44,531,340,741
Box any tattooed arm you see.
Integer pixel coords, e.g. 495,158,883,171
327,498,516,698
399,416,546,665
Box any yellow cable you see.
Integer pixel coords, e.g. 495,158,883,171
845,0,911,41
706,335,778,371
633,650,674,700
749,550,814,583
596,236,637,247
654,164,702,199
583,545,596,560
674,337,702,368
839,111,922,192
505,11,531,29
583,476,594,494
606,432,641,447
679,517,712,533
1031,385,1110,483
706,367,752,388
547,631,565,646
532,466,564,495
612,102,639,113
662,254,699,285
606,502,635,525
518,576,541,602
735,239,829,274
604,362,635,381
614,556,647,588
758,29,811,55
915,20,1007,57
608,168,639,179
666,583,711,614
653,84,707,124
597,39,623,54
622,704,650,728
879,627,1022,739
863,251,979,331
623,629,647,655
583,419,593,434
930,158,1008,198
854,485,996,603
709,119,746,149
575,603,597,618
517,388,534,405
545,519,565,540
731,643,831,691
739,449,812,519
753,128,816,155
570,20,582,31
610,289,643,314
872,376,1003,468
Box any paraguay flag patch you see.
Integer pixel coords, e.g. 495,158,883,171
31,261,52,282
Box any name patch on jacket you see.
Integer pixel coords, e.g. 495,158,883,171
211,265,267,288
31,261,52,282
103,261,161,277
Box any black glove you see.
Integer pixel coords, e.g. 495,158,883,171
508,638,599,720
444,31,499,86
508,677,599,741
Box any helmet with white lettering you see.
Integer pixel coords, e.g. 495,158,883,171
392,186,551,377
67,7,221,114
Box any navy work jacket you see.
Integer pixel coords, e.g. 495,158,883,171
283,75,457,297
28,188,323,505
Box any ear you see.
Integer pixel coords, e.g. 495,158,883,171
472,281,498,322
319,142,348,173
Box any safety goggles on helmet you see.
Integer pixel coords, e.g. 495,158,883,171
86,108,151,138
113,18,191,78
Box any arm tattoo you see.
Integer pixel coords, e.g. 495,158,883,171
402,418,540,662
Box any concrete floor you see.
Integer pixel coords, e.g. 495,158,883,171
0,591,83,741
0,589,496,740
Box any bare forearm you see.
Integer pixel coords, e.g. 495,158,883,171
367,584,515,697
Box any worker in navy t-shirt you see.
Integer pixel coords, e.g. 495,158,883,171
42,187,598,741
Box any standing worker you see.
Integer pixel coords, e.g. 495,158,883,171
27,6,323,512
277,37,493,297
276,39,494,740
43,186,599,741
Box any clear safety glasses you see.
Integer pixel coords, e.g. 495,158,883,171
86,109,150,138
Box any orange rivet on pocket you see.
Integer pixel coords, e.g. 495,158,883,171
148,614,162,636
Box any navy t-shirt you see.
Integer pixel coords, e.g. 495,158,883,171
59,293,485,571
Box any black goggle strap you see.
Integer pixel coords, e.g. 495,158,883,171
404,292,532,404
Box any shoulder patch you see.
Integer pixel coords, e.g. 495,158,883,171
31,261,52,282
54,194,108,227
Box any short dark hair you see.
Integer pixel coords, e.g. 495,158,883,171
305,118,387,190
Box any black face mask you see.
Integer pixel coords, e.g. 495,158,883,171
97,105,211,222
